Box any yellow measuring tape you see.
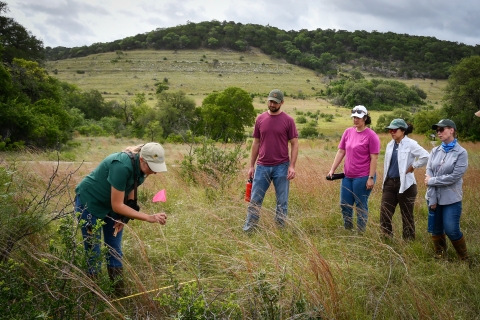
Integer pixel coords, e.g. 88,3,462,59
110,278,213,302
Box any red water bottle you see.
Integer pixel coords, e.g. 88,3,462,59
245,178,253,202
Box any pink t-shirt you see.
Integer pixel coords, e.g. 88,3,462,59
338,127,380,178
254,111,298,166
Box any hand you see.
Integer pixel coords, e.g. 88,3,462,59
327,170,334,179
366,178,374,190
424,174,431,185
148,212,167,225
287,166,296,180
247,167,255,180
430,203,437,211
113,221,124,237
407,166,415,174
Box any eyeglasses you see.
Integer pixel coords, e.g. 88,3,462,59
351,109,365,115
388,129,399,134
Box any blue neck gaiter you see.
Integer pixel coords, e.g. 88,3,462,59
442,138,457,153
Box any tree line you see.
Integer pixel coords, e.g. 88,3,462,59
44,20,480,79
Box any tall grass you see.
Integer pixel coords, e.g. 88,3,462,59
1,135,479,318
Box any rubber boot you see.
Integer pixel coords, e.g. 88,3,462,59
451,236,468,261
107,266,125,297
432,234,447,259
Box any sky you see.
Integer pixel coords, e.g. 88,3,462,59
5,0,480,48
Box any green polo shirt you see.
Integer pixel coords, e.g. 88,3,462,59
75,152,145,219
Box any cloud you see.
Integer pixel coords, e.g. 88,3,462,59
5,0,480,47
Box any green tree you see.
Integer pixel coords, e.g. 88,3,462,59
0,2,44,63
156,91,197,138
443,55,480,140
198,87,256,142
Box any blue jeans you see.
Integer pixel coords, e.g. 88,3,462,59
340,175,375,232
75,195,123,274
243,162,290,231
427,201,463,241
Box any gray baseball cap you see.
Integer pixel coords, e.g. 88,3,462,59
267,89,284,103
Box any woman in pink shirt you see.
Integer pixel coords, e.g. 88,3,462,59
328,105,380,232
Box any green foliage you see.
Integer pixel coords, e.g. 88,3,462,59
442,55,480,140
179,139,247,192
300,123,319,138
0,2,44,63
198,87,256,142
413,108,446,135
155,267,241,319
327,78,427,110
155,82,169,94
296,115,307,124
155,91,197,138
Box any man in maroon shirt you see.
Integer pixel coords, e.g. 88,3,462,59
243,89,299,232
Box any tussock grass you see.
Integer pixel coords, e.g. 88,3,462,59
2,135,480,318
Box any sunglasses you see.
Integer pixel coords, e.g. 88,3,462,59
351,109,366,115
388,129,399,134
436,126,451,133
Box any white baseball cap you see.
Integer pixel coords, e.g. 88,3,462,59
351,105,368,118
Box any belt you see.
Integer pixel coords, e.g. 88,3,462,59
386,177,400,182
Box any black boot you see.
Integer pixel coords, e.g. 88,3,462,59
107,266,124,297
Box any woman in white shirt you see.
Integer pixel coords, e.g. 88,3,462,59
380,119,429,240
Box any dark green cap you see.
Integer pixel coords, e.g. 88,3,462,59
267,89,284,103
432,119,456,130
385,118,408,130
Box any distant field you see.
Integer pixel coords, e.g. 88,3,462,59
46,48,448,136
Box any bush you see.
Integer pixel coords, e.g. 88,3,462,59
296,116,307,124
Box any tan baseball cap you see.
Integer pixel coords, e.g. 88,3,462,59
475,110,480,117
140,142,167,172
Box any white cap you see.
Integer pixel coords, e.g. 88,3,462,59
475,110,480,117
140,143,167,172
351,105,368,118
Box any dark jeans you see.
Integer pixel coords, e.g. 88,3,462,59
75,195,123,275
380,178,417,240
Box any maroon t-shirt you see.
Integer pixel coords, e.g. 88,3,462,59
253,111,298,166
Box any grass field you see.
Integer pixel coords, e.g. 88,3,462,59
3,134,480,318
45,48,448,103
5,50,471,318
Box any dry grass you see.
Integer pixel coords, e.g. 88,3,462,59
4,134,480,318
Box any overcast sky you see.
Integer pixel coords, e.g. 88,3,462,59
6,0,480,48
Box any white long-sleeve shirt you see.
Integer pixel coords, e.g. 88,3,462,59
382,136,429,193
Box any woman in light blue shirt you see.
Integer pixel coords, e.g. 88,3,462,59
381,119,429,240
425,119,468,261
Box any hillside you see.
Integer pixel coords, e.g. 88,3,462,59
45,47,447,108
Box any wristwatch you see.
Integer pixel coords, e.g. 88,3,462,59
368,176,374,179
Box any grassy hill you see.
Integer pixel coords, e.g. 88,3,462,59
45,48,448,136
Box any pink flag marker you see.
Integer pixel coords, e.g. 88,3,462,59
152,189,167,202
